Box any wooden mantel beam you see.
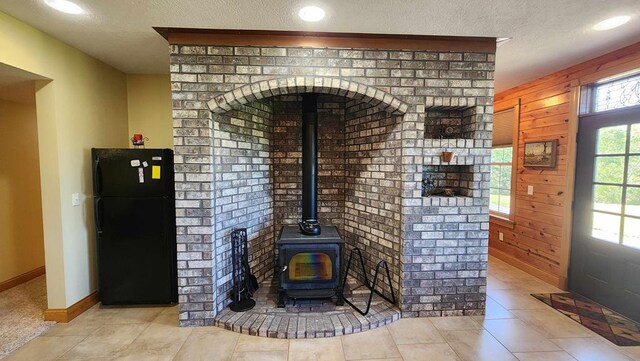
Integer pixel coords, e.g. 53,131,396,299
154,28,496,53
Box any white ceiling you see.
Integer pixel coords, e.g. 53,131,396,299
1,0,639,93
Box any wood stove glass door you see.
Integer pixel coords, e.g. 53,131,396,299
289,252,332,281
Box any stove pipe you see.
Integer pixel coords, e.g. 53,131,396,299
298,93,321,236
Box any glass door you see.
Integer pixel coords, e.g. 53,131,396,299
570,105,640,322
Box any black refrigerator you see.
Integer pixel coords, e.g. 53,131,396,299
92,148,177,305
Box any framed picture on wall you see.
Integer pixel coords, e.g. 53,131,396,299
523,140,558,168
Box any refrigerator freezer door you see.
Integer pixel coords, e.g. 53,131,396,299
92,148,174,198
98,197,177,305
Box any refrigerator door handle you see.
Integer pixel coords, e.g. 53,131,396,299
95,197,104,234
93,158,103,195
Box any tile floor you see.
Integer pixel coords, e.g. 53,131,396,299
5,256,640,361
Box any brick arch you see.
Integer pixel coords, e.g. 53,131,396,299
207,76,409,115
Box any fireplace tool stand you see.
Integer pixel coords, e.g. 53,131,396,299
229,228,258,312
341,247,396,316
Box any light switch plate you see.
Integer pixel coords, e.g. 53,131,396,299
72,193,80,207
499,232,504,241
527,185,534,195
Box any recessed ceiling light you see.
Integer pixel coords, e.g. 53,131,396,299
299,6,325,22
44,0,83,14
593,16,631,31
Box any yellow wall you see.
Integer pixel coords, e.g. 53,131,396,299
0,97,46,283
126,74,173,149
0,12,129,308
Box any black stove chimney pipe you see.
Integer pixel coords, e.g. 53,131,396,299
299,93,321,236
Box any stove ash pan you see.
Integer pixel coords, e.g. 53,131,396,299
276,226,344,307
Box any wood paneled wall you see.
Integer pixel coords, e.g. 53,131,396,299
490,42,640,288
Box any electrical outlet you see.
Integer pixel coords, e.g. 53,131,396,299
72,193,80,207
499,231,504,241
527,185,534,195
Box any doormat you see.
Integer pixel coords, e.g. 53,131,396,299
532,293,640,346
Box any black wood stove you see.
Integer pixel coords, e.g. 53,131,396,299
276,226,343,307
276,93,344,307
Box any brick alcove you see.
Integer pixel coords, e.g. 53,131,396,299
170,43,493,327
207,77,407,315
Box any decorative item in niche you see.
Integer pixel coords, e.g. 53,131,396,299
422,175,436,196
524,140,558,168
422,164,474,198
441,126,459,138
428,187,456,197
422,174,456,197
441,151,454,163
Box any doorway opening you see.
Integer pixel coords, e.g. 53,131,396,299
570,72,640,322
0,63,52,357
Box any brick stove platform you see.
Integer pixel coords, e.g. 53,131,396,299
213,276,400,338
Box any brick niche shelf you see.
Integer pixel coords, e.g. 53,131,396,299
425,107,474,139
423,97,491,141
422,164,475,197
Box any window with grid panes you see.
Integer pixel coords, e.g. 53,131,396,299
490,147,513,216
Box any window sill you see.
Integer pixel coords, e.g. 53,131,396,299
490,215,515,229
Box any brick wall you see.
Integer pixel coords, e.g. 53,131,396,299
170,44,494,326
344,101,404,304
211,101,275,313
272,95,346,230
402,100,492,316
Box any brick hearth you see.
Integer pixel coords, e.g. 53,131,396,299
214,276,400,338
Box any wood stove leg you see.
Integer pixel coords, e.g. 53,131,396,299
277,290,287,308
336,288,344,306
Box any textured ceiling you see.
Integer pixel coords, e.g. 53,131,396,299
1,0,639,92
